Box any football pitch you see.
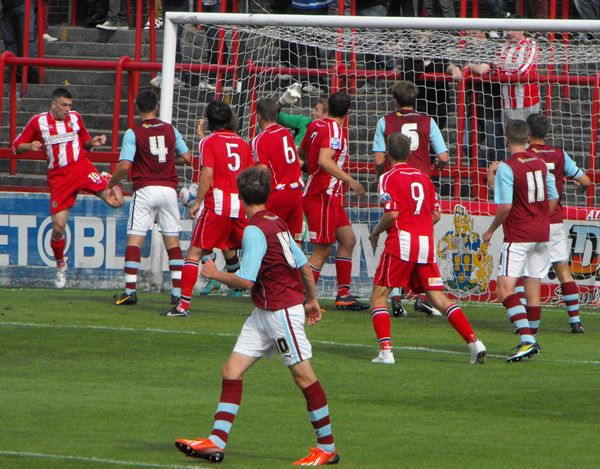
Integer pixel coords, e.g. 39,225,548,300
1,288,599,469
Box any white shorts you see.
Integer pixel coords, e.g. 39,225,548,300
498,241,550,279
549,223,569,264
128,186,181,236
233,304,312,367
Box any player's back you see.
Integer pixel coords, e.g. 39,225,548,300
301,117,348,197
249,210,305,310
503,151,550,242
252,123,303,191
528,143,565,223
379,163,438,263
199,130,253,217
131,118,178,191
383,110,432,175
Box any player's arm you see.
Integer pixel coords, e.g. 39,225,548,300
173,127,192,165
318,148,365,195
563,151,592,192
107,129,135,189
372,117,386,178
482,162,513,243
80,115,106,150
429,118,449,170
189,165,213,218
369,210,398,249
487,162,500,191
288,238,321,324
546,170,559,214
13,120,41,153
202,225,266,290
278,111,312,147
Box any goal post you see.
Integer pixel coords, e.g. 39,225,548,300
152,12,600,305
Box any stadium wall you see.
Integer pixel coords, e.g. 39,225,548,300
0,192,598,305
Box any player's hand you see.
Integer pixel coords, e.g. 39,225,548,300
30,140,42,151
434,154,449,170
304,298,321,326
488,161,500,175
450,66,463,80
349,179,366,196
188,202,201,219
91,135,107,147
369,231,380,249
201,258,217,279
482,230,493,244
105,187,123,208
196,119,206,139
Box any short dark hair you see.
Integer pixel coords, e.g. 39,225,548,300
51,87,72,101
135,89,159,113
526,113,549,139
505,119,529,145
256,98,278,121
392,81,418,106
387,132,411,162
327,92,351,118
237,167,271,205
206,100,234,131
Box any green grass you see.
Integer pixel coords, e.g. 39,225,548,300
1,288,599,469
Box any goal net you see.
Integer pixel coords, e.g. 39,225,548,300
158,13,600,305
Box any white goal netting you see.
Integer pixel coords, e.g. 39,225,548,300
160,15,600,305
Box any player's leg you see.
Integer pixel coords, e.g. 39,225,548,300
114,234,145,305
303,195,333,284
156,187,184,304
554,261,583,333
522,241,551,338
334,221,367,310
308,243,332,283
371,284,395,364
549,223,583,332
175,352,258,463
163,235,183,303
50,208,70,288
167,244,204,316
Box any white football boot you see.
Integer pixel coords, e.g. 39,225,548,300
372,349,395,365
55,266,67,289
468,340,486,365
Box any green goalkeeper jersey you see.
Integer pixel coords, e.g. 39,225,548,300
277,112,312,147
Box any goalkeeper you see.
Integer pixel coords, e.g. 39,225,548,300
276,83,328,149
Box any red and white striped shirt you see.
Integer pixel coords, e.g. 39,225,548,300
498,37,540,109
12,111,91,171
198,130,254,218
301,117,349,197
378,163,439,264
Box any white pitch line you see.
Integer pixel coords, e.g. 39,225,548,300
0,450,207,469
1,321,599,365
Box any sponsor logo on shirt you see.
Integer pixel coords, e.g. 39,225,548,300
45,131,78,145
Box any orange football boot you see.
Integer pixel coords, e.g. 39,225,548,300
293,447,339,465
175,437,225,463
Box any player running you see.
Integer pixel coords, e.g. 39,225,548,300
107,90,192,306
174,167,339,466
369,133,486,365
299,91,368,310
526,113,591,333
483,119,559,362
165,101,254,317
372,80,449,317
252,98,304,243
12,87,123,289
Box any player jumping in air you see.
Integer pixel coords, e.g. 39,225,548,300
483,120,559,362
107,90,192,307
252,98,304,244
372,80,449,317
299,92,368,310
369,133,486,365
174,167,339,466
165,101,254,317
12,87,123,289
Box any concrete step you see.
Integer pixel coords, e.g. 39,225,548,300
44,41,159,59
48,25,164,45
2,97,128,115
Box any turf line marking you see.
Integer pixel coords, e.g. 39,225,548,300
0,450,206,469
2,321,599,365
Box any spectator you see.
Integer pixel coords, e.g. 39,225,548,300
0,0,39,83
495,26,541,124
96,0,128,30
574,0,599,42
527,0,547,19
41,0,57,42
280,0,334,93
144,0,163,30
84,0,108,28
479,0,507,18
387,0,414,16
423,0,455,18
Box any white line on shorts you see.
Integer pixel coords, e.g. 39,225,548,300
1,321,599,365
0,450,206,469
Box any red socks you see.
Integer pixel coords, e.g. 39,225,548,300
178,259,199,311
444,304,477,344
50,235,66,268
309,263,321,284
335,256,352,296
371,306,392,350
